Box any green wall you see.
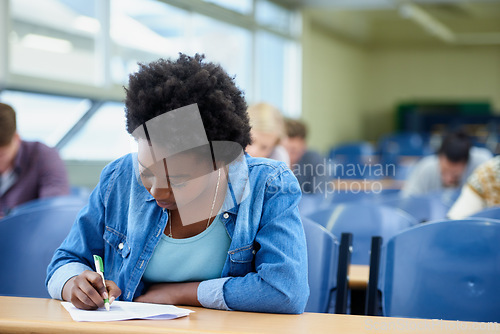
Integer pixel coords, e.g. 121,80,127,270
302,11,367,154
301,10,500,153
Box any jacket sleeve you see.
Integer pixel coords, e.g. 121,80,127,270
45,160,116,299
201,167,309,314
447,184,486,220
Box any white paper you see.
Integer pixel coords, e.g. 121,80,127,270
61,301,194,322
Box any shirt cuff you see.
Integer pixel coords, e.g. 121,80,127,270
197,277,232,311
47,262,93,300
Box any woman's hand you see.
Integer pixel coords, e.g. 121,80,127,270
134,282,201,306
62,270,121,310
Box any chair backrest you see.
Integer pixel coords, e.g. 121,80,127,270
299,190,402,219
329,142,379,180
309,203,417,265
7,195,87,216
375,192,453,223
378,132,431,180
378,132,431,158
302,217,339,313
70,186,92,201
299,193,329,217
469,206,500,220
0,198,84,298
329,142,376,161
377,219,500,322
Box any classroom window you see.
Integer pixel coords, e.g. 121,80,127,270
255,31,301,117
190,14,252,97
255,0,295,35
2,0,301,161
109,0,191,85
203,0,253,15
9,0,101,85
60,101,136,161
0,90,91,147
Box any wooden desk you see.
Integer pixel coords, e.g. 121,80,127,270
1,296,498,334
349,264,370,289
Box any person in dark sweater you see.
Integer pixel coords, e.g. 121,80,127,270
0,102,69,217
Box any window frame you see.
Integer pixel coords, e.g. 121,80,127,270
0,0,302,160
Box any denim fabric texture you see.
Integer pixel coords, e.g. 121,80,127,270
46,153,309,314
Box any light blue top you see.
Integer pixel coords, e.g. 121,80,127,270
143,215,231,283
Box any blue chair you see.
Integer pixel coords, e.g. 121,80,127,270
308,203,417,265
7,195,88,216
378,132,431,180
299,193,329,217
327,190,379,204
329,142,379,180
368,219,500,322
469,206,500,220
70,186,92,201
0,198,84,298
328,141,376,161
378,132,431,157
316,187,400,209
299,190,387,218
302,217,351,313
374,191,455,223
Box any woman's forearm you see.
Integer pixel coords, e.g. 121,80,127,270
134,282,202,306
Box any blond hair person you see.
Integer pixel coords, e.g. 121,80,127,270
245,103,290,166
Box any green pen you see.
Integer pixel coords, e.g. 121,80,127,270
93,255,110,311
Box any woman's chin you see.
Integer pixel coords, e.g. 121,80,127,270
156,201,177,210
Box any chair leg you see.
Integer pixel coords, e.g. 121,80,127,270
335,232,352,314
365,236,383,316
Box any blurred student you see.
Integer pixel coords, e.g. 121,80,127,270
402,130,492,197
0,103,69,217
282,118,330,194
245,102,290,166
448,156,500,219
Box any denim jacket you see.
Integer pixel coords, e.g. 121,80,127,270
46,153,309,314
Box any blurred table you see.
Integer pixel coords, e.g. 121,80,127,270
349,264,370,289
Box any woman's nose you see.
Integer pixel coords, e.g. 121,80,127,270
150,181,172,199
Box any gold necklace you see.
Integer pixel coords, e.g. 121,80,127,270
167,168,222,238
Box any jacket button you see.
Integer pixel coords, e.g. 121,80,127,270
118,242,124,250
223,213,229,219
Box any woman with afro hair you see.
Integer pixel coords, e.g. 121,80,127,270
47,54,309,314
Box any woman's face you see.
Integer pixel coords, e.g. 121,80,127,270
137,139,215,211
246,130,279,158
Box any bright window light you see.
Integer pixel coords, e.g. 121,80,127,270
21,34,73,54
73,16,101,34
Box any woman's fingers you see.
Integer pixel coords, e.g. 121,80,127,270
65,271,106,309
105,279,122,304
62,270,122,310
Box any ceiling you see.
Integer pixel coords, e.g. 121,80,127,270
277,0,500,47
